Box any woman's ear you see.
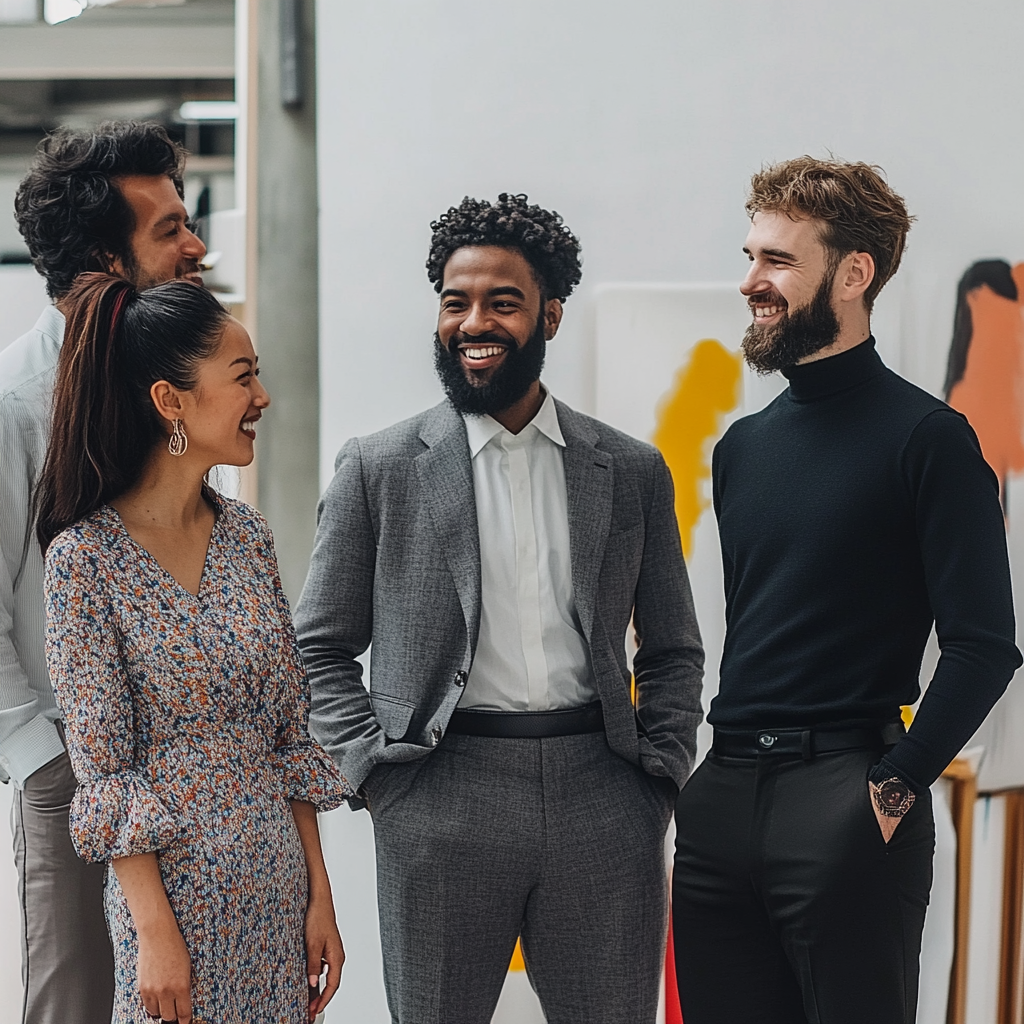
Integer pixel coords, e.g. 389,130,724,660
150,380,186,425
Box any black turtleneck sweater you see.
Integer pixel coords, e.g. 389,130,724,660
710,337,1022,792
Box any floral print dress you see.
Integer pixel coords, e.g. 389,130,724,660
44,496,349,1024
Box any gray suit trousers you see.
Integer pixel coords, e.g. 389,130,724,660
12,749,113,1024
366,732,674,1024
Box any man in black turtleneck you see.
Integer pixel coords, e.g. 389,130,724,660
672,158,1022,1024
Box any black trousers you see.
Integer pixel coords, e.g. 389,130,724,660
672,746,934,1024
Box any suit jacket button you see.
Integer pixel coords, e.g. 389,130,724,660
430,727,442,746
454,671,467,687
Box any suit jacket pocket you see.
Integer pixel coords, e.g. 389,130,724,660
606,521,645,548
370,693,416,741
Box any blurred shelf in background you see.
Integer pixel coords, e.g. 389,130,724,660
0,0,237,270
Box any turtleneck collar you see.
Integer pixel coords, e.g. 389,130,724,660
782,337,883,403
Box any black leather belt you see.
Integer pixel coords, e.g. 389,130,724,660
447,701,605,739
713,721,905,760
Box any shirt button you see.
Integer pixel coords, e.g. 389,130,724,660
758,733,776,749
430,727,442,746
454,671,467,687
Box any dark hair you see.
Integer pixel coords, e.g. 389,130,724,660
746,157,913,311
426,193,582,302
35,273,229,552
944,260,1018,398
15,121,186,299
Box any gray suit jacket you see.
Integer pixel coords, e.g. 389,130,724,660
294,398,704,803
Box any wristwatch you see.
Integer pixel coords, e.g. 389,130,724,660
871,777,915,818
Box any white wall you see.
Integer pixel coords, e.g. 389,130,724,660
316,0,1024,482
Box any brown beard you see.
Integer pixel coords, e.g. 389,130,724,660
742,268,841,375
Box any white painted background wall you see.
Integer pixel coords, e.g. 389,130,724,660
316,0,1024,475
315,2,1024,1021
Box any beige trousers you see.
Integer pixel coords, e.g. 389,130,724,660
12,748,113,1024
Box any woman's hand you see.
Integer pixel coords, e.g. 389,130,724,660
138,918,193,1023
290,800,345,1020
112,853,191,1023
305,894,345,1021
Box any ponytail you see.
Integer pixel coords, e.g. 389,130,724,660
36,272,228,552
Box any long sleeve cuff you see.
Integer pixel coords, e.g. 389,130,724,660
868,754,922,794
70,770,184,863
268,741,352,812
0,714,65,788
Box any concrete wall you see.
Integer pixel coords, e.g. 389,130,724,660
254,0,320,603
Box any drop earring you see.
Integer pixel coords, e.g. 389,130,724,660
168,419,188,457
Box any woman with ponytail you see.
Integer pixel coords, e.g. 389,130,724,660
37,273,348,1024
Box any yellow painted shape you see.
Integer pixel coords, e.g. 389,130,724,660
652,339,743,557
510,938,525,971
505,340,740,980
901,705,914,728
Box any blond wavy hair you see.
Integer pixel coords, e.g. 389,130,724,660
746,157,913,310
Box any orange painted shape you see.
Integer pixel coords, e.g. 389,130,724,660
509,937,525,972
652,340,743,557
947,268,1024,491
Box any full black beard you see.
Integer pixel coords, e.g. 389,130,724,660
434,314,547,417
741,269,841,374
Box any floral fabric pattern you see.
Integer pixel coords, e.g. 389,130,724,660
44,497,349,1024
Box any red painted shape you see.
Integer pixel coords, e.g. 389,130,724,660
664,906,684,1024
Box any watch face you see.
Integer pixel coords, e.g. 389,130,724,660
876,779,914,817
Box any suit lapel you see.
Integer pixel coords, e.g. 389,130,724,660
416,402,481,651
557,401,613,642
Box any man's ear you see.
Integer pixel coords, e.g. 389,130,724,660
837,251,875,305
544,298,563,341
150,380,186,426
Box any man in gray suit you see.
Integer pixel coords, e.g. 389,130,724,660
295,193,704,1023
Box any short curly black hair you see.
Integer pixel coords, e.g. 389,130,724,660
426,193,582,303
15,121,186,299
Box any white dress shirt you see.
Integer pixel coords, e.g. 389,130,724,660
0,306,66,786
460,389,597,711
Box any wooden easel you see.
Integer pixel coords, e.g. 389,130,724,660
945,757,978,1024
943,757,1024,1024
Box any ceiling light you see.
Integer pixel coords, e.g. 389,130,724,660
44,0,84,23
177,101,240,122
45,0,183,23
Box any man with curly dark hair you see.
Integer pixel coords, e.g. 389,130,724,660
297,193,704,1022
0,120,205,1024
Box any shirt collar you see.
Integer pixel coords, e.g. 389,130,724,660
462,387,565,458
36,304,65,347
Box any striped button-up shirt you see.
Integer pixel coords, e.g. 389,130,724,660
0,305,65,786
